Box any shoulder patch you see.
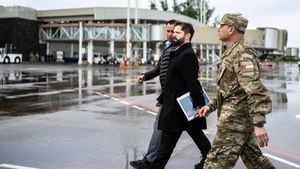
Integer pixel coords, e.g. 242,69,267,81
240,53,256,73
241,64,254,73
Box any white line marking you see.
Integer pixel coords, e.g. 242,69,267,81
95,92,110,98
111,97,120,101
95,91,300,169
103,94,110,98
5,89,76,99
0,163,39,169
99,93,157,115
120,101,131,105
147,111,156,116
133,105,144,111
264,153,300,168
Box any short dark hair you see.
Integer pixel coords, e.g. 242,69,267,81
166,19,176,25
174,21,195,40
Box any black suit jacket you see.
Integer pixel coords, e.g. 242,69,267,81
158,43,207,132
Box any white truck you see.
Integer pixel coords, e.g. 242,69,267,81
0,48,22,64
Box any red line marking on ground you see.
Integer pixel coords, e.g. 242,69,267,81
125,99,157,113
207,126,300,162
97,91,157,113
98,91,300,162
264,147,300,161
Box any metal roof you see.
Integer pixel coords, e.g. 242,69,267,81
37,7,205,27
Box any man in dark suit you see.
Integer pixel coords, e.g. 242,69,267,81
130,19,177,169
149,21,211,169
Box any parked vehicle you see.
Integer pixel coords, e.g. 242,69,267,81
93,53,106,64
56,51,64,63
0,48,22,64
115,53,125,64
93,53,124,65
63,54,89,63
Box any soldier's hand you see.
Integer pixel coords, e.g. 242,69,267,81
254,127,269,147
197,105,210,117
137,75,145,83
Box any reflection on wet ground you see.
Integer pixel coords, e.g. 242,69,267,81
0,63,299,117
0,64,160,117
1,63,300,169
261,64,300,112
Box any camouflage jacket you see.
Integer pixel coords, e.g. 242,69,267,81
208,40,272,132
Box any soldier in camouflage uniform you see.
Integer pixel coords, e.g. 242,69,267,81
197,13,275,169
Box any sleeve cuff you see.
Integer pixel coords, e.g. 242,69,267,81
252,115,266,124
207,102,216,112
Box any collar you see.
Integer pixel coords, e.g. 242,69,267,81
165,41,172,48
222,40,244,59
173,42,192,56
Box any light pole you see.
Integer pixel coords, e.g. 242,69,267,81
126,0,131,65
78,21,83,64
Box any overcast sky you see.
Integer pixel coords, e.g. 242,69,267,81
1,0,299,49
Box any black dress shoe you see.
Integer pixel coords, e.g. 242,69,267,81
194,162,204,169
129,158,150,169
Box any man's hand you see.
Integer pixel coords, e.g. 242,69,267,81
137,75,145,83
156,101,161,107
254,126,269,147
197,105,211,117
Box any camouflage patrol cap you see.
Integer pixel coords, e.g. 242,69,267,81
219,13,248,32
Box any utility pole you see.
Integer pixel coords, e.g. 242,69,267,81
199,0,207,25
126,0,131,65
78,21,83,64
135,0,138,24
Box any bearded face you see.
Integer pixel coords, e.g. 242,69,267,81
173,37,185,46
173,25,186,46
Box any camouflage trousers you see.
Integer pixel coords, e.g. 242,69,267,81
204,128,275,169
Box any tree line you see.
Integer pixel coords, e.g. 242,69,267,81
149,0,216,25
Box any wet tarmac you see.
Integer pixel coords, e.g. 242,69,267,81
0,63,299,169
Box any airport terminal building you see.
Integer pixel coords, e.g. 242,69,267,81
0,6,298,64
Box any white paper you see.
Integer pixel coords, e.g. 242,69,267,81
176,89,210,121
